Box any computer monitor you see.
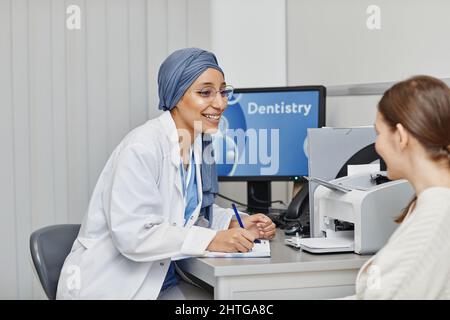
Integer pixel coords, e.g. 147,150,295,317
212,86,326,212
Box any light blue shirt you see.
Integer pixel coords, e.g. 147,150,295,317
161,150,199,291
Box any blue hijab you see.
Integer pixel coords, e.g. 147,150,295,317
158,48,222,223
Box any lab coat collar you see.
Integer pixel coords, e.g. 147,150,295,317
158,111,182,168
158,111,203,169
158,112,204,219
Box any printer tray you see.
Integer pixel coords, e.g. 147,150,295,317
296,237,354,254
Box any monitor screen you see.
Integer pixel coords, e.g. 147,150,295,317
213,86,326,181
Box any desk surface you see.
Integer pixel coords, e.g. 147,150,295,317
178,229,371,287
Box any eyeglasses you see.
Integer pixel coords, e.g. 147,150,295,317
193,85,234,102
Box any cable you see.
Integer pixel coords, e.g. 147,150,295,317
217,193,247,207
174,262,203,289
217,193,287,211
248,187,286,206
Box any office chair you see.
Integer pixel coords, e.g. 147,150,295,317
29,224,80,300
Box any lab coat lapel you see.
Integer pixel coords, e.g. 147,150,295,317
158,112,183,197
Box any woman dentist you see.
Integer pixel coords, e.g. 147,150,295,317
56,48,276,300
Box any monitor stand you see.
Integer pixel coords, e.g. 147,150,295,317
247,181,271,214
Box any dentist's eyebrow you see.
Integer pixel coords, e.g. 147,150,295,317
197,82,227,86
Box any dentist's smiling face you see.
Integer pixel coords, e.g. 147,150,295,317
172,68,229,136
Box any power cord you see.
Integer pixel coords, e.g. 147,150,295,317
217,193,298,231
248,187,287,206
216,193,247,207
217,193,287,212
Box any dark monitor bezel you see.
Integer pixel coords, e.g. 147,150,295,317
217,85,326,182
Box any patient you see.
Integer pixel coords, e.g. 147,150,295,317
353,75,450,299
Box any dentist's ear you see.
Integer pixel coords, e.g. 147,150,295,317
396,123,409,151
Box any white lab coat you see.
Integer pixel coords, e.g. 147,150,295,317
56,111,236,299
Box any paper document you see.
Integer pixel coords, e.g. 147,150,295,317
172,240,271,260
203,240,271,258
303,176,352,193
347,164,380,176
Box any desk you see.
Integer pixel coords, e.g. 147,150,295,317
178,229,371,299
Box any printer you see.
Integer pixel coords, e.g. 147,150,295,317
298,172,415,255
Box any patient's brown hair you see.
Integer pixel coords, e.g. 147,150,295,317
378,75,450,222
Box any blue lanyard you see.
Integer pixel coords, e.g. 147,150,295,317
179,148,193,201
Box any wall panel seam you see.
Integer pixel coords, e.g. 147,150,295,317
64,0,70,224
127,0,132,131
84,0,90,201
10,0,20,299
50,0,57,225
105,0,110,153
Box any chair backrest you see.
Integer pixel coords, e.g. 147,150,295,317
30,224,81,300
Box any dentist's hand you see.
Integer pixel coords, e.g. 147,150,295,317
207,228,255,253
229,214,276,240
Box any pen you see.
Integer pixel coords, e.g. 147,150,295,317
231,203,261,243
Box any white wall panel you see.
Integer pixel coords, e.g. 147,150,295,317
210,0,290,208
1,0,210,299
287,0,450,126
0,0,19,299
11,0,34,299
